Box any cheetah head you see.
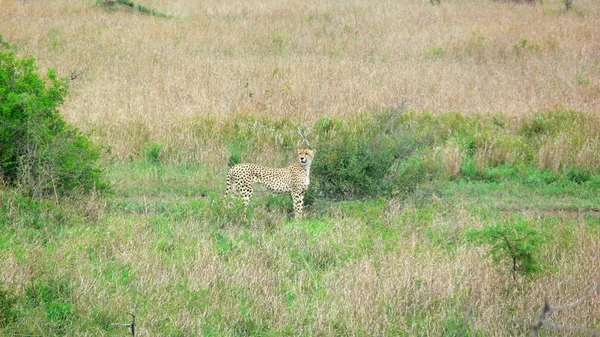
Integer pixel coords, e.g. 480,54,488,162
298,149,315,167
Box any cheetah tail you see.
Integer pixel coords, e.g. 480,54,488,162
225,171,232,196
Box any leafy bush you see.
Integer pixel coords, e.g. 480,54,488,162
143,141,164,165
465,220,546,281
392,156,429,198
311,110,418,200
0,37,106,197
566,167,591,184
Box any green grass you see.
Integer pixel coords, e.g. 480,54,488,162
1,159,598,335
1,111,599,335
436,173,600,212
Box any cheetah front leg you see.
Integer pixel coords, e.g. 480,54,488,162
292,191,305,219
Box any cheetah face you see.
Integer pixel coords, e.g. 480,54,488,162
298,149,315,166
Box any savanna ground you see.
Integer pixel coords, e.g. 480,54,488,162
1,0,600,335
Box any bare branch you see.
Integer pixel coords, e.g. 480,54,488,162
69,69,85,81
112,312,136,336
552,283,600,312
531,283,600,337
530,301,550,337
296,127,312,148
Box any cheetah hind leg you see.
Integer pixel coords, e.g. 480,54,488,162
225,171,236,197
224,173,252,221
225,173,236,209
225,174,246,221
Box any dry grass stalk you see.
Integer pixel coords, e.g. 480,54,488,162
537,132,572,171
575,140,600,171
442,141,465,177
474,140,515,173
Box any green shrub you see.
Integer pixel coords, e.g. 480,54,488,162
310,110,418,200
0,37,106,197
465,220,546,281
566,167,591,184
143,141,164,165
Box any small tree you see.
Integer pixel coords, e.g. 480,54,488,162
465,220,546,281
0,37,106,197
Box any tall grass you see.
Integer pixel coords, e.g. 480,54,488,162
1,110,599,336
1,174,599,335
1,0,599,160
89,110,599,179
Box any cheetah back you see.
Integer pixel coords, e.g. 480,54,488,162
229,163,293,193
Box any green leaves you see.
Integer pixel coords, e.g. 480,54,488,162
311,111,418,200
0,37,106,197
465,220,546,280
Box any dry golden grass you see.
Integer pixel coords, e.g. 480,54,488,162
441,139,466,176
1,0,600,159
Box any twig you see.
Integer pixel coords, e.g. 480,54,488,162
69,69,85,81
550,283,600,312
112,312,136,336
143,195,149,226
542,323,600,336
531,283,600,337
296,128,312,148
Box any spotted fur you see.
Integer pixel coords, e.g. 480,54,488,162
226,149,315,219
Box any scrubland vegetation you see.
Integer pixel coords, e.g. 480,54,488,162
1,0,599,335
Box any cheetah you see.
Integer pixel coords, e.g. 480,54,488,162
225,149,315,219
